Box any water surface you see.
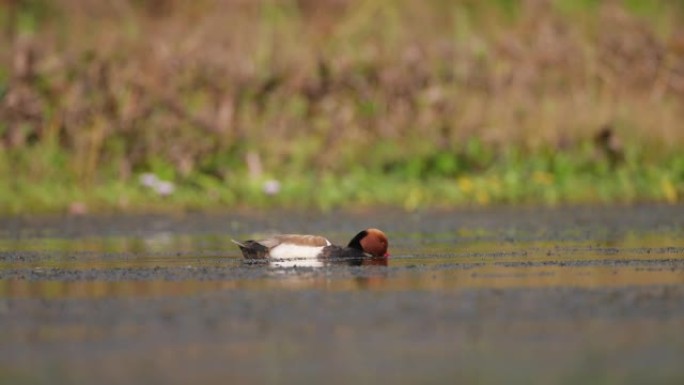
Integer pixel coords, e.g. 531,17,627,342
1,205,683,384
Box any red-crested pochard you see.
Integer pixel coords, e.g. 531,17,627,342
233,228,389,262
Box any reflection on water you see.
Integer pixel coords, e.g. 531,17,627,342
0,280,239,299
0,232,233,254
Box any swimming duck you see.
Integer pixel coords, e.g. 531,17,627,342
233,228,389,262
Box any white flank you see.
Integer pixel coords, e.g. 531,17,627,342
269,244,325,259
269,244,325,268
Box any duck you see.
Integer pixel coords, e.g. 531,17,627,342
233,228,389,263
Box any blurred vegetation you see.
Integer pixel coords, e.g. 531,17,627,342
1,0,684,213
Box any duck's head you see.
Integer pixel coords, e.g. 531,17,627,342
348,228,389,258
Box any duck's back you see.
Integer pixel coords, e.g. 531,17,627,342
270,234,330,247
235,234,331,259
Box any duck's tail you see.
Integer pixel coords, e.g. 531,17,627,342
232,239,269,259
231,239,246,248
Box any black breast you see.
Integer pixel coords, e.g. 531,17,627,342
319,245,367,266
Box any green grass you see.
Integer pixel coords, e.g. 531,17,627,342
1,0,684,213
1,138,681,214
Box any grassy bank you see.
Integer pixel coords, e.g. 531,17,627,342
1,0,684,213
